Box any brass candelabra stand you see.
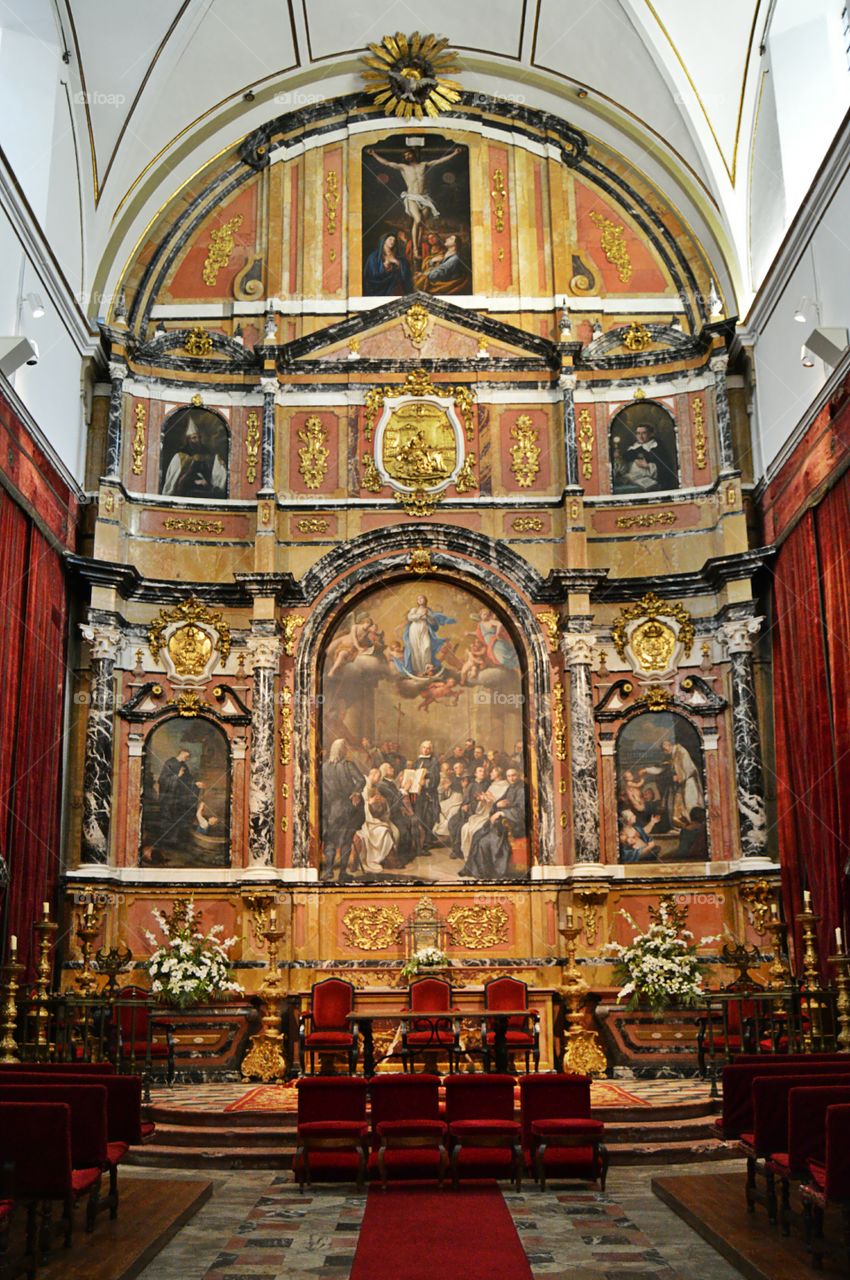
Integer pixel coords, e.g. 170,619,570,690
829,951,850,1054
558,913,607,1077
241,895,288,1082
0,959,24,1064
33,912,58,1056
796,904,823,1049
76,905,104,996
764,916,793,991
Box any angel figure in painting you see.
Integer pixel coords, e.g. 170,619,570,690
366,145,462,259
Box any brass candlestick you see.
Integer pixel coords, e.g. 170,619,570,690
558,913,607,1077
33,915,58,1055
0,961,24,1064
764,919,793,990
797,907,821,988
241,896,288,1082
76,905,104,996
829,953,850,1053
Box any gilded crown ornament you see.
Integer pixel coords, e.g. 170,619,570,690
361,32,462,120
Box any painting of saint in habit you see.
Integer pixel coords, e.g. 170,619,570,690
140,719,230,868
362,135,471,296
319,582,529,884
609,402,679,495
615,712,708,863
159,407,229,499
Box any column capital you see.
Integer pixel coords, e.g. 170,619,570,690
108,360,126,382
247,633,282,670
80,622,123,661
560,632,598,666
709,351,729,374
558,371,577,393
260,376,278,398
719,617,763,654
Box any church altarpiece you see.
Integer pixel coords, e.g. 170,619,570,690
63,80,779,1072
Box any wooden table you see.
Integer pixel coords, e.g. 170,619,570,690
348,1008,535,1075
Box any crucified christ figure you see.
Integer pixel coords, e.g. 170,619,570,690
367,146,462,260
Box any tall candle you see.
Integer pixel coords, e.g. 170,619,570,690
803,890,812,911
836,927,844,952
42,901,50,918
770,901,779,920
566,908,574,926
86,901,93,918
270,906,277,928
10,936,16,954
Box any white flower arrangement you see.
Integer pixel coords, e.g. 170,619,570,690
144,900,242,1010
604,898,719,1013
400,946,450,980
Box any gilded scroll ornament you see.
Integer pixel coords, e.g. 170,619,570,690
171,689,202,717
615,511,675,530
611,593,695,664
298,416,329,489
408,548,431,575
509,415,540,487
740,880,776,936
512,516,544,532
577,408,594,479
148,597,232,665
324,170,339,236
363,386,389,442
282,615,305,657
191,393,203,408
447,904,509,950
360,32,462,120
202,215,244,287
184,327,213,357
693,397,707,469
452,385,475,439
537,611,561,654
402,303,431,350
343,904,404,951
635,684,673,711
297,518,329,533
622,322,652,353
552,680,568,761
588,211,632,284
401,488,440,517
574,888,608,948
163,517,224,534
454,454,477,494
361,454,383,493
279,686,292,765
245,411,260,485
131,403,145,476
490,168,507,232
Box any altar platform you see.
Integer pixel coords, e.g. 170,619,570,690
130,1077,730,1171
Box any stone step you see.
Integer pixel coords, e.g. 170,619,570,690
609,1138,736,1166
144,1103,297,1129
149,1122,292,1148
127,1144,291,1171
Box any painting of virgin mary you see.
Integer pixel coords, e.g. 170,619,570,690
362,232,414,297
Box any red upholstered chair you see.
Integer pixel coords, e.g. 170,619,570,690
0,1102,102,1259
293,1076,369,1192
444,1073,522,1190
401,977,459,1073
801,1103,850,1270
767,1083,850,1236
368,1073,448,1189
519,1073,608,1192
299,979,358,1075
483,977,540,1074
715,1059,850,1140
113,986,176,1085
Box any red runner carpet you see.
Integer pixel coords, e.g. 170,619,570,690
350,1183,533,1280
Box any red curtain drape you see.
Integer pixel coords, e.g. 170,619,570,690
771,508,843,973
0,494,68,975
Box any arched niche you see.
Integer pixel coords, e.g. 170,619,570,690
614,709,708,863
159,405,230,499
140,716,231,868
291,547,555,878
608,401,679,496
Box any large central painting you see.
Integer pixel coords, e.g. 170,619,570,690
319,581,529,883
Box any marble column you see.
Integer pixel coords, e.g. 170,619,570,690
559,372,579,487
79,622,122,864
104,361,126,480
260,377,277,493
247,632,281,867
561,631,601,863
720,617,768,858
710,354,735,473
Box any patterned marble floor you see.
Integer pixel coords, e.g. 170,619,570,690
132,1163,744,1280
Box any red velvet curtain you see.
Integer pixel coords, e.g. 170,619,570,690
0,495,68,974
772,469,850,974
771,510,842,972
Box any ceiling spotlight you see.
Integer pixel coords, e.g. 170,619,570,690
801,326,849,369
801,345,815,368
25,293,45,319
794,297,809,323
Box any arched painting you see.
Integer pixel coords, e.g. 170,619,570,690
159,406,229,499
319,581,529,883
615,711,708,863
362,135,472,296
141,718,230,868
609,401,679,495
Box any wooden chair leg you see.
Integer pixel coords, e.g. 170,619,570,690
766,1168,777,1225
109,1163,119,1220
437,1144,447,1191
536,1143,547,1192
599,1144,609,1193
378,1146,388,1192
513,1144,523,1193
85,1182,100,1234
745,1157,757,1212
40,1201,53,1262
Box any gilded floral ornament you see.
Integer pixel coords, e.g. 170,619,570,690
447,904,509,949
622,322,653,353
343,905,404,951
588,211,632,284
202,215,243,287
612,593,694,681
402,303,431,350
408,548,432,575
509,415,540,487
537,611,561,653
184,327,213,357
454,454,477,494
298,416,329,489
361,32,462,120
149,597,232,673
244,411,260,485
282,615,305,657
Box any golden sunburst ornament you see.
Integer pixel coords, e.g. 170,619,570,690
361,32,462,119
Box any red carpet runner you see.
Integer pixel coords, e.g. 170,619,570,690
350,1183,534,1280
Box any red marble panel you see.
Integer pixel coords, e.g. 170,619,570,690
498,408,553,492
590,502,700,535
288,512,338,538
574,179,668,295
168,184,258,301
288,410,340,495
139,509,251,537
322,146,343,294
358,510,483,532
489,143,512,291
503,511,552,536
